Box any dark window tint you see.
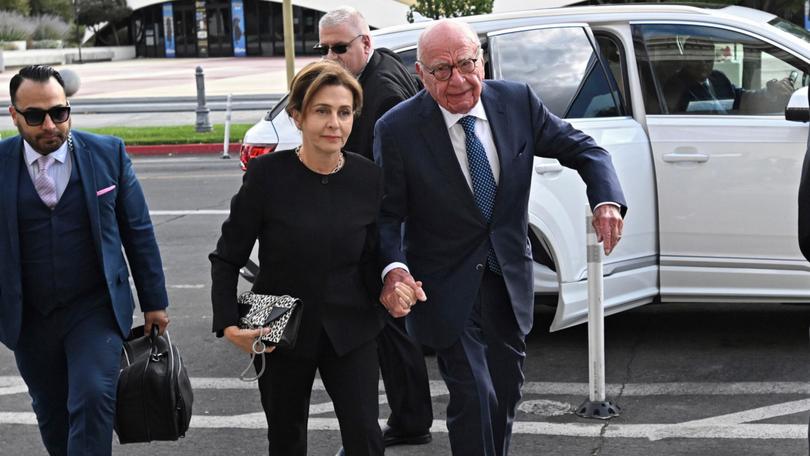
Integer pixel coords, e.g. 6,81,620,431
489,26,622,119
395,48,418,78
595,34,630,115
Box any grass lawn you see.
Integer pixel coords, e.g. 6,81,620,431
0,123,253,146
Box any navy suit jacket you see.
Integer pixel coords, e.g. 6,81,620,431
0,130,169,350
374,80,627,348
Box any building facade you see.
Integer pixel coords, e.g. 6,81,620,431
109,0,410,58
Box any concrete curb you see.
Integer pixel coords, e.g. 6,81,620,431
127,143,241,156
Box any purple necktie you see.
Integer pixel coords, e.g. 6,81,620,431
34,154,58,209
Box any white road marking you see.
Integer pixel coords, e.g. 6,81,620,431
680,398,810,426
3,377,810,396
134,157,226,164
138,173,237,180
167,284,206,289
0,412,805,439
149,210,229,216
2,377,809,439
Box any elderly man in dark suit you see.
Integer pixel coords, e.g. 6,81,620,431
374,20,626,456
0,65,170,456
317,7,433,452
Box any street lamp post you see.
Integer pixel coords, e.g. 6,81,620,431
282,0,294,89
74,0,83,63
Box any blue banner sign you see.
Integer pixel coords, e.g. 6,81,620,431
231,0,246,57
163,3,175,57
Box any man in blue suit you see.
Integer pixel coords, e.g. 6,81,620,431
0,65,170,455
373,21,627,456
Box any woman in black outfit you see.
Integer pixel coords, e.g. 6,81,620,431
209,61,416,455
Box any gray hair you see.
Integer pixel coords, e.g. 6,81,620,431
416,19,480,61
319,6,370,35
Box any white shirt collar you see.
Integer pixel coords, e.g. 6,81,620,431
438,97,488,131
24,138,69,166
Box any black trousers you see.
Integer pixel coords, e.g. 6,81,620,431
377,315,433,433
256,333,383,456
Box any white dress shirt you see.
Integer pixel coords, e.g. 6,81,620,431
24,139,72,202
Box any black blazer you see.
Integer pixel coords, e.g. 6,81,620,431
344,48,421,161
374,81,627,348
210,150,385,357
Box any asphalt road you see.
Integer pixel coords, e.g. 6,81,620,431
2,155,810,455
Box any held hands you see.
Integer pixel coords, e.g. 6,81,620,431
224,326,276,354
380,268,427,318
144,309,170,336
592,204,624,256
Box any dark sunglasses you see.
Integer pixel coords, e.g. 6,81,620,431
313,34,364,56
14,105,71,126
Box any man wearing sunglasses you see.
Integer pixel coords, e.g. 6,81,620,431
318,7,432,455
0,65,170,455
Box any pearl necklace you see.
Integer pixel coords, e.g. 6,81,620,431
295,146,344,174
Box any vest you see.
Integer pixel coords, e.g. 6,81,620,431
17,149,106,315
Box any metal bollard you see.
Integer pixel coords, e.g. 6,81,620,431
195,66,212,133
221,94,232,159
576,203,621,420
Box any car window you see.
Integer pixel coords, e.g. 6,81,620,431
488,26,622,119
634,23,808,116
595,34,630,115
395,47,418,77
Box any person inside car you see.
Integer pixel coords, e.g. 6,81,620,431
662,36,794,114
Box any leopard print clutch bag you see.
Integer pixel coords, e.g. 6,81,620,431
237,291,302,348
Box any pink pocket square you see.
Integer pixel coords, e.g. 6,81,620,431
96,185,116,196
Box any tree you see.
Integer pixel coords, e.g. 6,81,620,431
76,0,130,45
407,0,494,22
30,0,72,21
0,0,30,15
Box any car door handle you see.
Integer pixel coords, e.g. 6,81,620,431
662,153,710,163
535,163,564,174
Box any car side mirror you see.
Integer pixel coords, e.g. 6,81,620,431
785,86,808,122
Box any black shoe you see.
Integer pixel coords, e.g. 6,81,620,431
382,424,432,447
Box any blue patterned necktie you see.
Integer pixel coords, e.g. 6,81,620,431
459,115,501,274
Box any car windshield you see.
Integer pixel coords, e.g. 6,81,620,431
768,17,810,44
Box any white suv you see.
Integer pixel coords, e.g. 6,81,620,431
240,3,810,331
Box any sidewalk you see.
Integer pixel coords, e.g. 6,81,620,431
0,56,315,155
0,56,319,100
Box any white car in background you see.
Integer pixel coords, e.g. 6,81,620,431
240,3,810,332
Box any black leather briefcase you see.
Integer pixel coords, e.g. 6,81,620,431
115,325,193,443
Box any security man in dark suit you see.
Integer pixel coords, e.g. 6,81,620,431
0,65,170,456
317,6,432,451
374,20,626,456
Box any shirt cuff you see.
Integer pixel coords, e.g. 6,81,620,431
381,262,409,282
594,201,621,211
